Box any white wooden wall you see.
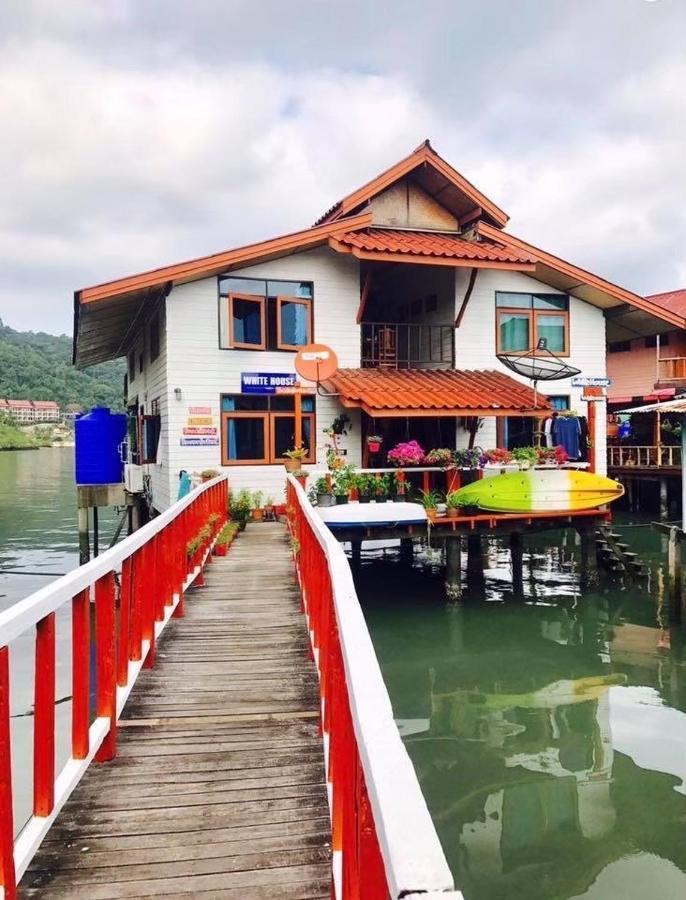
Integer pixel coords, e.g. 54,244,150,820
453,268,608,472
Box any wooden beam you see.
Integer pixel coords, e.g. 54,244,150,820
329,242,536,271
455,268,479,327
356,269,373,324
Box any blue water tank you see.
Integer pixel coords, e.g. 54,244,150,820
75,407,128,485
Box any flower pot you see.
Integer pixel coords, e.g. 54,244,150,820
335,494,349,505
214,544,228,556
367,441,381,453
358,494,371,504
252,508,264,522
447,507,459,518
284,458,300,473
317,493,335,507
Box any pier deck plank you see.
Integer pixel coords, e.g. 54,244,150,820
20,523,330,899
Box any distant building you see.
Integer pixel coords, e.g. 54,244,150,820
64,404,84,422
31,400,61,423
0,399,62,424
4,399,36,423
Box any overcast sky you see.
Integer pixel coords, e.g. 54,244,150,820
0,0,684,336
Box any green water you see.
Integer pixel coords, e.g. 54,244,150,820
0,448,121,833
356,522,686,900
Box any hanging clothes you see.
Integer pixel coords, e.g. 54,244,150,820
556,416,582,459
544,413,559,448
578,416,589,461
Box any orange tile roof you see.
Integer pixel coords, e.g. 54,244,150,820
330,229,535,266
325,368,550,417
646,288,686,318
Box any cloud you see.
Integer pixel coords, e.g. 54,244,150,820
0,1,684,333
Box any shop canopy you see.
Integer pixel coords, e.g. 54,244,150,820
322,368,551,418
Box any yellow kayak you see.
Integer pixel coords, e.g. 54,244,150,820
455,468,624,513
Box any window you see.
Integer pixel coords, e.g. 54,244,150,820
149,312,160,362
220,394,315,466
140,398,161,464
496,292,569,355
219,278,312,352
547,395,570,411
609,340,631,353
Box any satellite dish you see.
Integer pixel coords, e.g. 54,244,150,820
497,339,581,405
294,343,339,383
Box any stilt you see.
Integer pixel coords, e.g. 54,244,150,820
351,540,362,568
660,478,669,521
577,525,599,588
78,508,90,565
400,538,414,566
466,534,485,599
510,532,524,600
667,526,682,620
444,538,462,601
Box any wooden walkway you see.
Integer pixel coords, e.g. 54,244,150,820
20,523,331,899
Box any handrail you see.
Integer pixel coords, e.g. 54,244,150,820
286,475,461,900
0,475,229,898
607,445,681,469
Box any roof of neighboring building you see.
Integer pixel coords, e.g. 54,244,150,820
645,288,686,318
6,399,34,408
323,368,550,417
329,229,535,268
32,400,60,408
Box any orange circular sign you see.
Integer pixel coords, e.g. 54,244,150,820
294,343,339,383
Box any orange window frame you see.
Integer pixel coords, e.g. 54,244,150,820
276,296,312,351
271,412,316,463
228,292,266,350
220,412,270,465
496,308,570,357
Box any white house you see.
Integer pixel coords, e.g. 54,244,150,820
73,141,683,512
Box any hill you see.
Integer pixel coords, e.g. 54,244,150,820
0,319,125,410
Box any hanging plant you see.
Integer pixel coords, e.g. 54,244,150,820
387,440,425,466
366,434,383,453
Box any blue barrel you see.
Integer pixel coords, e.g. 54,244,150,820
75,407,128,485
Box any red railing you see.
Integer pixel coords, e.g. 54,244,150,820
0,475,228,898
286,475,462,900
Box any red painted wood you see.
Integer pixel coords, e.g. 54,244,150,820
94,572,117,761
117,557,132,687
129,548,143,662
358,764,389,899
71,590,90,759
33,612,56,816
143,537,157,669
0,646,16,899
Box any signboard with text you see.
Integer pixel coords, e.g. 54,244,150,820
241,372,299,394
571,376,612,388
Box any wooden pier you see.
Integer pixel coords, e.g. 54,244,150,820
20,523,331,898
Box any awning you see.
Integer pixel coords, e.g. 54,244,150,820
617,398,686,414
323,368,551,417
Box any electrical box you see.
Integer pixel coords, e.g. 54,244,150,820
124,464,144,494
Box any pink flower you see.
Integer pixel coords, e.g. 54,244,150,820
387,440,426,466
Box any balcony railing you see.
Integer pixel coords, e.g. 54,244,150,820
361,322,455,369
607,445,682,469
658,357,686,381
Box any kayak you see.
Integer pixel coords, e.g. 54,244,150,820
453,468,624,513
317,501,427,529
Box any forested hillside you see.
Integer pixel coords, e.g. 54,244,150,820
0,319,125,410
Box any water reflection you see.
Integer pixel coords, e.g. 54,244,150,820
356,519,686,900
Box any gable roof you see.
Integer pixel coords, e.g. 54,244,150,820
315,140,509,229
645,288,686,319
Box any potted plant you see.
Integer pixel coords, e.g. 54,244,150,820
424,448,456,469
283,446,308,473
200,468,219,483
262,497,275,521
454,448,483,470
387,440,425,467
333,467,352,504
373,473,390,502
389,471,407,502
445,490,462,518
420,489,441,518
229,489,252,530
325,413,352,437
512,446,538,470
366,434,383,454
484,448,513,466
251,490,264,522
311,475,336,506
355,473,373,503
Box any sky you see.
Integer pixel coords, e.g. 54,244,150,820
0,0,684,336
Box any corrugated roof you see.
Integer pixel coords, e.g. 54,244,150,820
618,397,686,414
646,288,686,318
324,368,550,417
330,230,534,265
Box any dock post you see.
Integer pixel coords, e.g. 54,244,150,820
510,532,524,600
578,525,599,588
77,507,90,565
400,538,414,566
351,540,362,568
667,526,682,619
444,538,462,601
660,478,669,521
466,534,485,599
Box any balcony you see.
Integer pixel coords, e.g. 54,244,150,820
361,322,455,370
607,445,682,470
658,357,686,382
